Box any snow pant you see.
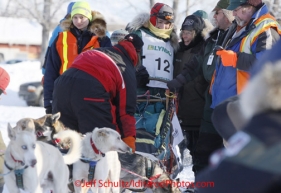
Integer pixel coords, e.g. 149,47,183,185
178,127,200,159
52,68,116,134
192,91,223,175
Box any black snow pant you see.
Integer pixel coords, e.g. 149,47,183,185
192,91,223,175
52,68,116,134
178,126,200,159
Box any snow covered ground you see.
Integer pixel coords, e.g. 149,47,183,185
0,62,194,192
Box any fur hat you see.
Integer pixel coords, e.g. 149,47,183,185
227,0,263,10
124,34,144,52
61,10,107,37
150,3,174,26
71,1,92,21
181,15,205,34
0,67,10,95
221,9,235,22
110,29,128,46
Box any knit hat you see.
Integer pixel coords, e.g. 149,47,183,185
227,0,263,10
110,29,129,46
150,3,174,26
213,0,230,11
124,34,144,52
0,67,10,95
181,15,205,34
71,1,92,21
192,10,208,19
221,9,235,22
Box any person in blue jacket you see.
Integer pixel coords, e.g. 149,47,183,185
196,39,281,193
210,0,281,109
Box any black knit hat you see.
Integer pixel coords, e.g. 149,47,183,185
181,15,205,33
124,34,144,52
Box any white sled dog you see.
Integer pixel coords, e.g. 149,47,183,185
72,127,131,193
3,120,81,193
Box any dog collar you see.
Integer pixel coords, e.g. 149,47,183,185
36,131,43,138
10,153,25,166
90,138,105,157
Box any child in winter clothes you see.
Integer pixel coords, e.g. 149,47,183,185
44,1,111,114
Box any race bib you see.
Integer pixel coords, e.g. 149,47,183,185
141,30,174,89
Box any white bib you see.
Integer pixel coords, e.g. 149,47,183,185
141,30,174,89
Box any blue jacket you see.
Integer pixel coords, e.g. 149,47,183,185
211,4,281,108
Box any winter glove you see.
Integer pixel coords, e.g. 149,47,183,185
122,136,136,153
216,50,237,67
45,106,52,114
167,74,186,92
136,65,149,88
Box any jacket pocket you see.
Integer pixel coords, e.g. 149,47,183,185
83,98,105,102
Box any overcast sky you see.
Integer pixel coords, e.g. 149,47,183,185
1,0,217,26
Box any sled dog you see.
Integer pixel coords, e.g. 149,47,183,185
4,120,81,193
72,127,131,193
119,152,181,193
15,112,65,143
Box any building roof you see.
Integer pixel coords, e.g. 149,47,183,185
0,17,42,45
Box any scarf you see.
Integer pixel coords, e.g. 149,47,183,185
148,21,173,39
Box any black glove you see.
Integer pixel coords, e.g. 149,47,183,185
167,74,186,92
45,106,52,114
136,65,149,88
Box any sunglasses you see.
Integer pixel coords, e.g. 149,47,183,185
215,10,224,15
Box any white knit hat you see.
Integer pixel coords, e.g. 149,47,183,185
110,29,129,45
222,9,235,23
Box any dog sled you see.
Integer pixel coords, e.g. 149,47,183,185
134,77,184,179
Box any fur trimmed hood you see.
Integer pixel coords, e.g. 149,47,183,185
60,11,107,37
240,62,281,120
201,18,214,40
126,12,179,51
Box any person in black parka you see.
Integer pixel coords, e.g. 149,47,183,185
52,34,143,152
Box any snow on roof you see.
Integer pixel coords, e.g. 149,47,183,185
0,17,42,45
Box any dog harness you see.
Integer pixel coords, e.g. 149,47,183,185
4,157,28,190
80,137,105,182
123,159,160,192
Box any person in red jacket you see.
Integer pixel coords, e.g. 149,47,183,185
52,34,143,152
0,67,9,96
0,67,10,193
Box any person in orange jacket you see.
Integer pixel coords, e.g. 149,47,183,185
43,1,111,114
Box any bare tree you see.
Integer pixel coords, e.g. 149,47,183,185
2,0,70,64
149,0,156,8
